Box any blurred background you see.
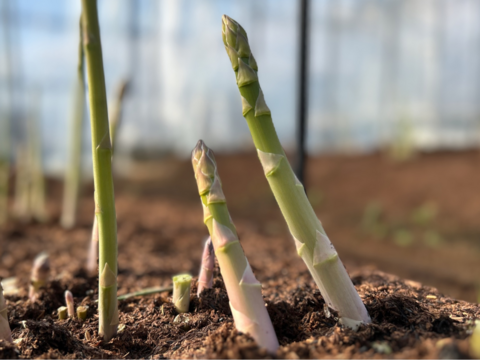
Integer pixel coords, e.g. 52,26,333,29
1,0,480,303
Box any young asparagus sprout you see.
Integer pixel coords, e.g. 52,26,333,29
65,290,75,318
0,283,13,342
172,274,192,314
197,237,215,296
29,252,50,301
58,306,68,320
82,0,119,340
87,215,99,274
77,306,88,321
221,15,370,329
192,140,279,353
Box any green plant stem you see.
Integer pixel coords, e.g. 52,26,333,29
81,0,118,341
117,286,173,301
192,140,279,353
222,15,370,328
172,274,192,313
61,17,85,229
109,79,129,154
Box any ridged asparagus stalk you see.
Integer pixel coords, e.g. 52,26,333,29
61,17,85,229
221,15,370,328
0,283,12,342
197,237,215,296
81,0,118,340
192,140,279,353
172,274,192,313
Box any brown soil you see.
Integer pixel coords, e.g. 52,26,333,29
1,149,480,358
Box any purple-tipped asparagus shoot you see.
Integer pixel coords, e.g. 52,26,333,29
0,283,12,342
197,237,215,296
65,290,75,318
29,252,50,301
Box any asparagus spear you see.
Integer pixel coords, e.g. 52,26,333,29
172,274,192,313
221,15,370,328
0,283,12,342
65,290,75,318
61,16,85,229
197,237,215,296
81,0,118,340
192,140,279,353
29,252,50,301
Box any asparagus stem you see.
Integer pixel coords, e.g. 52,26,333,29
65,290,75,317
13,146,30,221
472,320,480,358
172,274,192,313
0,159,8,227
29,252,50,302
109,79,129,154
192,140,279,353
28,95,48,223
58,306,68,320
81,0,118,340
0,283,12,342
87,214,99,274
197,237,215,296
221,15,370,328
77,306,88,321
61,16,85,229
117,286,172,301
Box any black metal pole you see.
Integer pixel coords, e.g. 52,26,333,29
295,0,310,188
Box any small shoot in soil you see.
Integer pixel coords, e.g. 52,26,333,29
58,306,68,320
221,15,370,329
82,0,119,340
0,283,12,342
172,274,192,314
77,306,88,321
197,237,215,296
29,252,50,301
65,290,74,317
192,140,279,353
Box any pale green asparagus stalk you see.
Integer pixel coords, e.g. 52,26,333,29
0,283,12,342
172,274,192,313
81,0,118,341
192,140,279,353
61,17,85,229
221,15,370,328
109,79,129,154
29,95,48,223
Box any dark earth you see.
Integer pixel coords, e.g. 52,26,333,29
1,149,480,358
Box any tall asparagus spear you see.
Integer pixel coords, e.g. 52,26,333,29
61,17,85,229
221,15,370,328
81,0,118,340
192,140,279,353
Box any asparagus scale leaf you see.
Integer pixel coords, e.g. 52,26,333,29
221,15,370,328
